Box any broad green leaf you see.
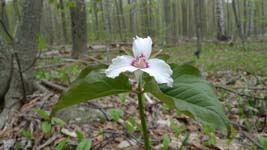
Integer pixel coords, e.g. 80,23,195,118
76,138,92,150
51,67,131,116
144,64,230,133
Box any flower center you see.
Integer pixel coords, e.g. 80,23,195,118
131,54,149,69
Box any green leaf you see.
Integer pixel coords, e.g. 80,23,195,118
56,138,68,150
144,64,230,133
76,130,84,143
110,109,124,121
76,138,92,150
51,66,131,117
33,108,50,120
21,129,32,140
163,135,171,150
41,121,51,136
52,117,65,127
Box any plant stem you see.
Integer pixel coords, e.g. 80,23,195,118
137,79,150,150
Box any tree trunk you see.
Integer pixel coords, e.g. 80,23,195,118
232,0,246,50
194,0,202,59
103,0,111,62
215,0,226,40
70,0,88,59
0,0,43,129
92,0,99,40
163,0,171,44
114,0,123,40
59,0,68,44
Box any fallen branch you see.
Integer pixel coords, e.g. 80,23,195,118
215,85,267,101
40,80,66,92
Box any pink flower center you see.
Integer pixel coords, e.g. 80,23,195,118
131,54,149,69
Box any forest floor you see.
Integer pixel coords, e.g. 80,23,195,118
0,41,267,150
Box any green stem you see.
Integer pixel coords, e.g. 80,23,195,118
137,79,150,150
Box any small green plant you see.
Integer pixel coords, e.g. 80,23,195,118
110,109,124,122
124,117,137,134
180,133,190,148
118,93,127,103
162,103,170,113
32,108,50,120
51,36,230,150
15,142,21,150
56,138,68,150
162,135,171,150
75,130,84,142
170,120,186,137
21,129,32,140
259,136,267,150
77,138,92,150
41,121,52,136
203,125,216,146
52,117,65,127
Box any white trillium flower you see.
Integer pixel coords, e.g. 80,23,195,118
105,36,173,87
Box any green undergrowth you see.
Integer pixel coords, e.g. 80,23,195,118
165,41,267,75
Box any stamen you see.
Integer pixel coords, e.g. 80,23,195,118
131,54,149,69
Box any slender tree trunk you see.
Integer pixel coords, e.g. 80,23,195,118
194,0,202,59
103,0,111,62
92,0,99,40
0,0,43,129
215,0,226,40
248,0,254,37
70,0,88,59
114,0,123,40
44,0,54,45
232,0,246,50
163,0,171,44
59,0,68,44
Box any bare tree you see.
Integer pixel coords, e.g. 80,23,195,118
70,0,88,59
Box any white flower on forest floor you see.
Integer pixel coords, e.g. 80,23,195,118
105,36,173,87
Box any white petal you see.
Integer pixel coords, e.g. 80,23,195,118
132,36,152,58
106,55,138,78
141,58,173,87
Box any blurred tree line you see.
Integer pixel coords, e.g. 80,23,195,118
3,0,267,46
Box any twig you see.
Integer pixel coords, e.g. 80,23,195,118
215,85,267,101
40,80,66,92
231,122,263,149
36,135,58,150
240,130,263,149
233,86,267,91
34,63,66,70
33,81,49,93
85,56,108,65
87,102,111,121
